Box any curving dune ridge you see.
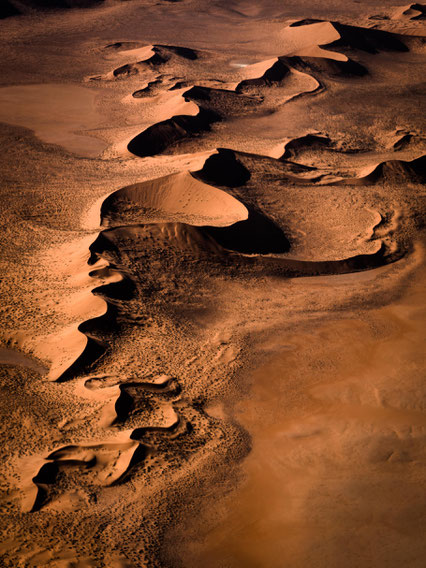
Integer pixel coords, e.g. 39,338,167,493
127,108,220,156
345,155,426,185
393,3,426,20
101,170,249,227
113,44,199,78
1,2,426,568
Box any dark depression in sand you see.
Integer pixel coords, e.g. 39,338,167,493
0,1,425,567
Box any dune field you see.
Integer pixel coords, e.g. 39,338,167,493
0,1,425,566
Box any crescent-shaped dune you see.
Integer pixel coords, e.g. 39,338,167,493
348,155,426,185
113,44,199,78
286,19,410,54
392,3,426,20
1,2,426,567
127,107,220,156
101,170,249,227
282,55,368,77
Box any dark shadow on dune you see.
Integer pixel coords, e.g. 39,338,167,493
115,386,135,422
30,441,150,511
16,0,104,11
56,335,107,383
289,20,409,53
281,134,332,160
353,155,426,185
114,45,197,78
92,276,135,301
284,55,368,78
157,44,198,60
30,462,59,512
89,232,120,264
236,59,291,92
53,232,137,382
203,209,290,255
117,443,149,483
113,52,167,78
132,79,163,98
137,378,181,394
113,63,142,79
289,18,323,27
194,148,251,187
184,85,262,116
47,448,97,469
169,80,191,91
57,270,135,382
131,417,188,441
114,380,181,424
393,133,416,151
260,242,405,277
32,462,58,485
55,300,123,382
408,3,426,20
104,41,144,51
29,440,149,510
326,22,409,53
0,0,20,18
127,108,220,157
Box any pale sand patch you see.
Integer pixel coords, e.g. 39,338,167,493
280,21,342,56
0,84,108,157
114,45,155,61
0,347,47,374
180,255,426,568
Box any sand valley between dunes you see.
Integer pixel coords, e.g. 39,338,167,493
0,1,425,567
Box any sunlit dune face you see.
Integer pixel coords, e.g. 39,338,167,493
0,1,425,567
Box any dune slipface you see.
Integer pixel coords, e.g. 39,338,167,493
113,44,199,79
100,170,249,227
0,1,425,568
393,3,426,20
127,108,220,156
0,1,20,18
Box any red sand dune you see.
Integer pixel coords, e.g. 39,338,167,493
0,1,425,567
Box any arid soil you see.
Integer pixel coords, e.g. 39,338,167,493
0,1,425,567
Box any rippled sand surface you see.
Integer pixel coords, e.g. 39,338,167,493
0,1,425,567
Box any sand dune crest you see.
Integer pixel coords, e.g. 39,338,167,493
393,3,426,20
350,155,426,184
127,107,219,156
101,170,248,227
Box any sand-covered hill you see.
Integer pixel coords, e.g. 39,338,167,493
0,1,425,567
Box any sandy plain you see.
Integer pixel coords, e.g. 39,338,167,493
0,1,425,567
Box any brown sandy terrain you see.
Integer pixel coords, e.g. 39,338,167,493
0,84,108,157
0,1,425,567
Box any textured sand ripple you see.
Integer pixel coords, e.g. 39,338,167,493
1,5,425,567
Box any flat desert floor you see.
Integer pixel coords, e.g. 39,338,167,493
0,1,425,567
